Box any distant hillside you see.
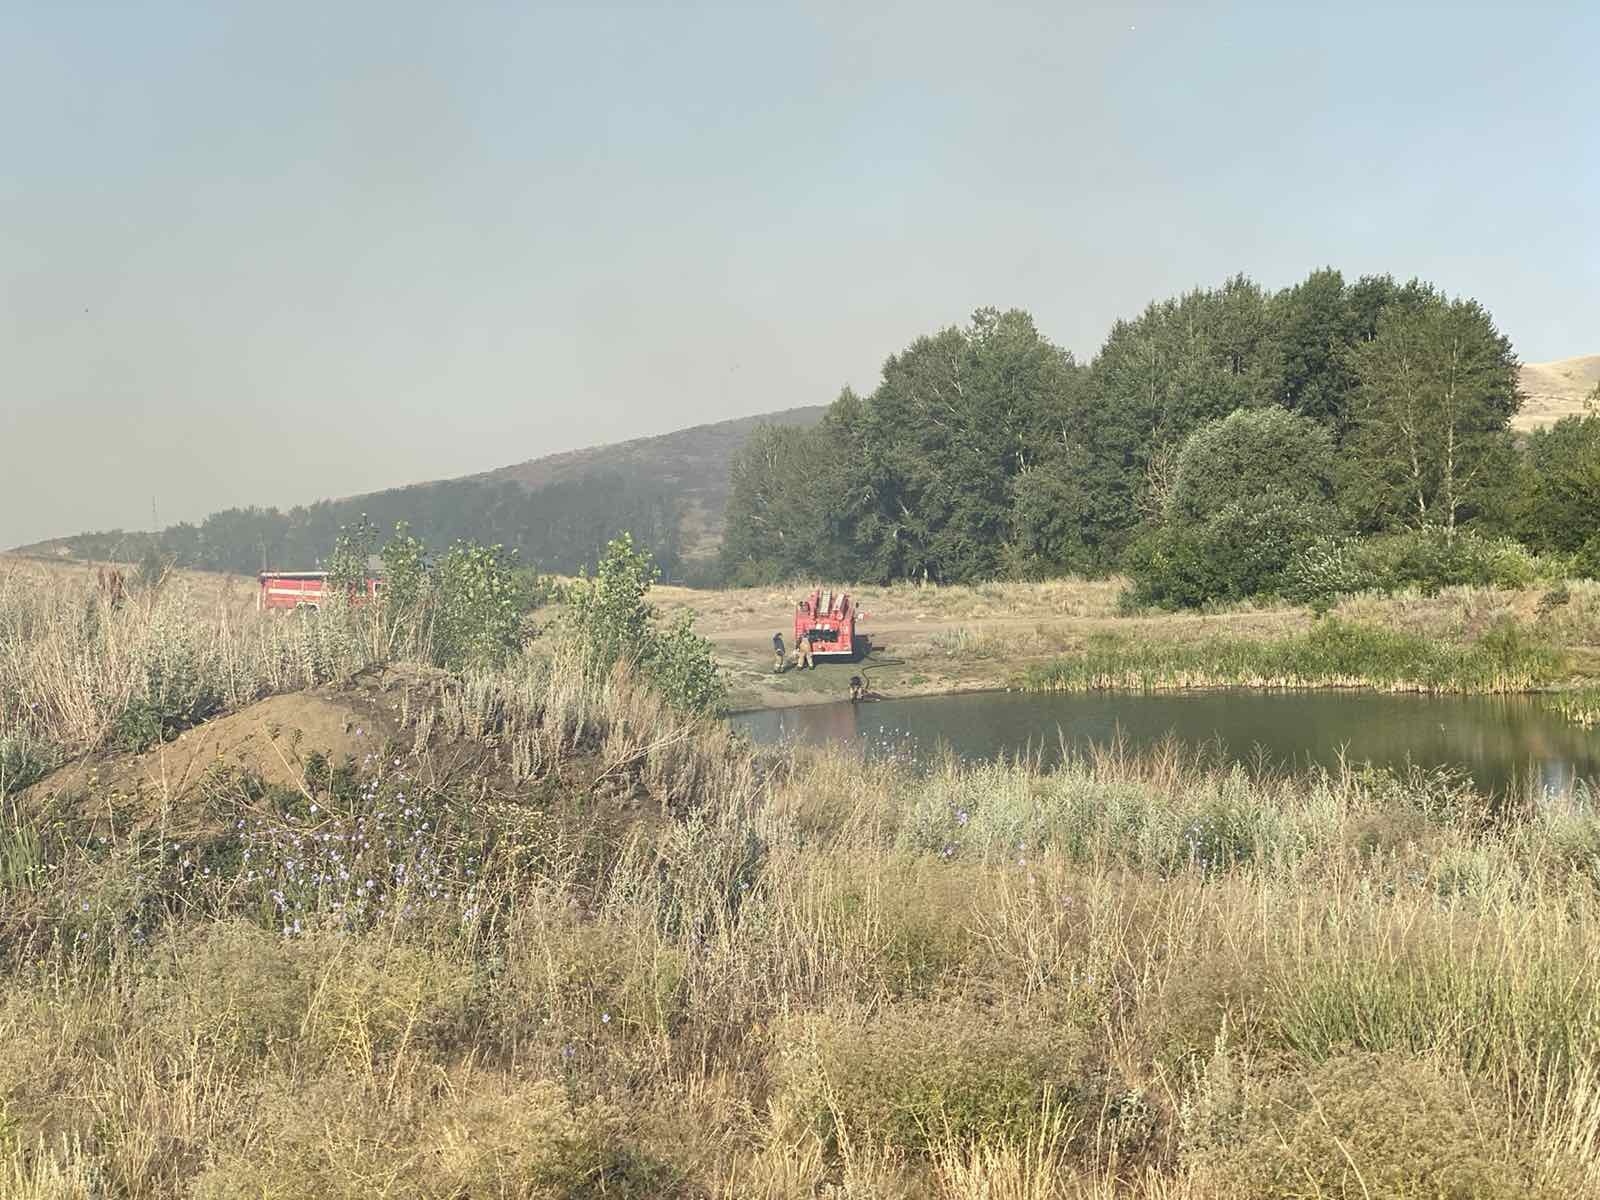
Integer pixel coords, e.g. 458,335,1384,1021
16,353,1591,576
469,406,826,560
1515,356,1599,432
12,406,828,578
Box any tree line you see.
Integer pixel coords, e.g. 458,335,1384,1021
720,269,1599,603
52,470,686,583
43,266,1595,605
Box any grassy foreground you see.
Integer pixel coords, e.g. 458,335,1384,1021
3,561,1600,1196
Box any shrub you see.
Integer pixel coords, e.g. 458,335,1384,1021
644,612,726,716
1573,535,1600,582
112,604,227,749
1126,499,1341,608
378,521,427,613
326,513,379,594
1284,535,1377,606
1357,527,1541,594
774,1002,1094,1156
565,532,657,672
1124,408,1344,608
430,540,524,670
566,536,725,714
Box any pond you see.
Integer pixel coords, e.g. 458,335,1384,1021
730,689,1600,796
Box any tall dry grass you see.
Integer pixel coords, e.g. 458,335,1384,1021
0,562,386,756
3,562,1600,1195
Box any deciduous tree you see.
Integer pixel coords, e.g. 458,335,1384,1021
1343,295,1520,533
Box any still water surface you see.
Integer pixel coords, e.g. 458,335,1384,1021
731,690,1600,795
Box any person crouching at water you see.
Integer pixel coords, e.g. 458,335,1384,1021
772,632,786,673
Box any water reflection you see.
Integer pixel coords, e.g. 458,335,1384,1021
731,690,1600,796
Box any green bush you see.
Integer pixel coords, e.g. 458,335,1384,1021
1126,499,1340,609
645,612,725,716
565,532,657,672
566,535,725,714
112,607,226,750
1124,408,1344,608
378,521,427,613
1573,535,1600,582
326,513,379,594
111,697,169,752
1357,527,1541,594
1284,535,1378,605
430,540,524,670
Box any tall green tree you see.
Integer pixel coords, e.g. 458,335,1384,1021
1007,442,1099,577
1519,397,1600,557
1267,268,1359,429
1342,294,1521,533
1082,275,1280,556
718,393,867,584
852,308,1083,582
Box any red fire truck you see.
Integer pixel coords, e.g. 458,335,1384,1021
794,587,866,660
257,572,382,612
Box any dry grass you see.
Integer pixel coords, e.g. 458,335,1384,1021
1514,355,1599,432
3,563,1600,1196
657,576,1127,634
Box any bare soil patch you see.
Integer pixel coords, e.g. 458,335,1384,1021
20,664,473,835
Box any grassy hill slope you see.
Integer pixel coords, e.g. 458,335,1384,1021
466,406,825,560
10,406,828,575
1515,355,1600,431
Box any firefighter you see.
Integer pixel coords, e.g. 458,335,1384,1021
849,673,866,703
795,633,814,671
772,632,786,673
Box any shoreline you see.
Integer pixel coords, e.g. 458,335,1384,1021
725,676,1596,717
669,579,1600,716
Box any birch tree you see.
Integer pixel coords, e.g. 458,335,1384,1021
1343,296,1520,533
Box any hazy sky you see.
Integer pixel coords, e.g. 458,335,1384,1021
3,1,1596,549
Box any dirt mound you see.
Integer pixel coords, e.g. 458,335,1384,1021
23,664,466,834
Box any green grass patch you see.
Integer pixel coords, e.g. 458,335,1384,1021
1545,686,1600,729
1025,617,1563,694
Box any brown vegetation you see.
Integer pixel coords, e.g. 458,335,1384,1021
3,563,1600,1196
1515,355,1600,432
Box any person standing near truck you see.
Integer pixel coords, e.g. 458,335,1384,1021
795,632,814,671
772,631,786,673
